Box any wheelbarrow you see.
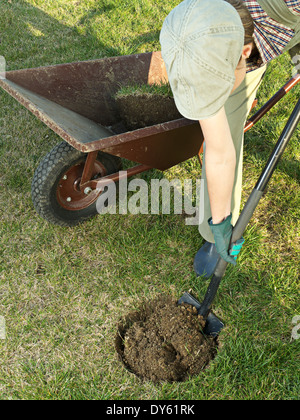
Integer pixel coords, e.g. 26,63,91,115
0,52,299,226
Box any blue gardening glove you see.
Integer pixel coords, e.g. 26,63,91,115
208,214,244,266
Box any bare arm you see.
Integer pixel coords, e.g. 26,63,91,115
199,106,236,224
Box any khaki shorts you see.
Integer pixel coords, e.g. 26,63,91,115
198,64,267,243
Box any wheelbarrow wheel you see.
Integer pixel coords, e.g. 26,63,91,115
31,141,122,226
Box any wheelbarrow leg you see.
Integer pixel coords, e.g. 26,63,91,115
80,151,98,189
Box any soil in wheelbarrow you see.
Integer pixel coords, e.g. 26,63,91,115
115,296,218,383
115,86,182,131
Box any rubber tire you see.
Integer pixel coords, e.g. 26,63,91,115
31,142,122,226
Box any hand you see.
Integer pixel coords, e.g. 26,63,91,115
208,214,244,266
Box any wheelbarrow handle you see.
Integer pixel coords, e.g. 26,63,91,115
199,97,300,319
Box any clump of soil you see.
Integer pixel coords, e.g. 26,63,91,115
114,84,182,131
115,296,218,383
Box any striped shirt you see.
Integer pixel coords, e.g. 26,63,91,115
285,0,300,14
243,0,300,71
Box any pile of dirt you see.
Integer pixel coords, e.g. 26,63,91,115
115,93,182,131
115,296,218,383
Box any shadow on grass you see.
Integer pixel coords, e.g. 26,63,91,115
1,0,162,69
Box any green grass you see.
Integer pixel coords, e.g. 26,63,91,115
0,0,299,400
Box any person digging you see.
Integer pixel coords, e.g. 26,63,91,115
160,0,300,277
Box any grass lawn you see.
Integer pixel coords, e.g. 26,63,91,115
0,0,299,400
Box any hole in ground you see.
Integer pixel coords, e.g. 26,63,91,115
115,295,219,383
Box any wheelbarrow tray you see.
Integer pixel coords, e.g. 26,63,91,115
0,52,203,171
